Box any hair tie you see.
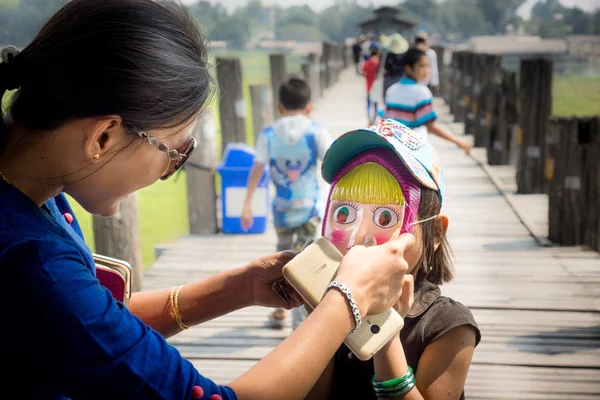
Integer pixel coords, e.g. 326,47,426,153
0,45,23,91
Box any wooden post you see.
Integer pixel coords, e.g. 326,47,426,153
453,51,468,122
547,117,562,244
447,51,459,110
548,117,583,245
477,54,502,150
216,57,247,147
488,68,517,166
319,54,327,97
307,53,321,99
93,194,143,292
322,42,331,90
342,44,349,69
331,44,339,83
581,117,600,250
431,45,445,97
336,44,343,80
249,84,273,145
269,53,287,119
465,52,480,137
185,110,218,235
301,62,309,81
516,57,553,194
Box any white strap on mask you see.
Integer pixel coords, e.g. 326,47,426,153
410,214,439,226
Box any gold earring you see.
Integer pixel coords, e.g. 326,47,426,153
93,154,100,160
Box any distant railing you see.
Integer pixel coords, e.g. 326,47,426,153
440,48,600,251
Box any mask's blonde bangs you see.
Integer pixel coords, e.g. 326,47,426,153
331,162,405,205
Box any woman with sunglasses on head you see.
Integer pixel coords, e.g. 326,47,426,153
0,1,414,399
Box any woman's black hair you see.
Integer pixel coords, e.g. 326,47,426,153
402,47,427,69
0,0,214,154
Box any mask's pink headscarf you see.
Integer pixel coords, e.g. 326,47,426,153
322,148,422,236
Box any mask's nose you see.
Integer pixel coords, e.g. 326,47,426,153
347,212,374,249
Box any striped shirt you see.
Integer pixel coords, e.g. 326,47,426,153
384,77,437,140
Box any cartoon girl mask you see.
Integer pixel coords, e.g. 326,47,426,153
320,119,445,256
323,148,422,255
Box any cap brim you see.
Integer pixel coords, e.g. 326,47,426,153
321,129,440,193
321,130,393,184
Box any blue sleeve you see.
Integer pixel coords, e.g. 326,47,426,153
415,87,437,125
1,238,237,400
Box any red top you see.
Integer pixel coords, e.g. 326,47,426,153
362,57,380,93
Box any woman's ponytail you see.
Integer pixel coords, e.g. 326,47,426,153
0,45,22,154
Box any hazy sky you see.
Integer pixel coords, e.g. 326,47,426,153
183,0,599,17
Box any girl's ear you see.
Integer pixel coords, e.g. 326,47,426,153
433,214,449,251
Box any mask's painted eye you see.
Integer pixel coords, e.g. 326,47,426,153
333,205,356,224
373,207,399,228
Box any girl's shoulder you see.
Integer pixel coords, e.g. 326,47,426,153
406,280,481,347
415,294,481,347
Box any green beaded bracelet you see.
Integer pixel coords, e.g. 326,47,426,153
372,367,416,398
371,366,413,389
374,376,415,397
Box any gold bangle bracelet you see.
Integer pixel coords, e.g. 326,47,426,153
169,285,189,330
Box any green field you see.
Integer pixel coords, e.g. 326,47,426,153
552,75,600,117
69,50,303,268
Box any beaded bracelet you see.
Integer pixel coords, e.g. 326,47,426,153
372,366,416,398
326,281,362,335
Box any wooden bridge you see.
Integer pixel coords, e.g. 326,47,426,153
143,68,600,399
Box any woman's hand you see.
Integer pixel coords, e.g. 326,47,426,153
244,251,303,309
335,233,415,317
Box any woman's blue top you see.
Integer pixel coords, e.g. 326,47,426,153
0,179,237,400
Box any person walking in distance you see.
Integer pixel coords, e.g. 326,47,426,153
414,31,440,96
242,77,333,330
362,47,381,125
383,47,472,154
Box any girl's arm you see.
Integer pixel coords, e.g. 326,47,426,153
425,121,472,155
373,326,476,400
372,276,478,400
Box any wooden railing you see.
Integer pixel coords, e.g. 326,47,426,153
440,48,599,251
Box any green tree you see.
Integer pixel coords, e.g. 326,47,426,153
278,24,324,41
0,0,69,47
538,19,571,38
476,0,526,33
402,0,437,23
562,7,593,34
317,3,372,42
278,5,317,27
593,10,600,34
211,11,250,49
317,5,343,41
189,1,228,34
435,0,490,38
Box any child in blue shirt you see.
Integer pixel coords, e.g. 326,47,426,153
242,77,332,329
383,47,471,154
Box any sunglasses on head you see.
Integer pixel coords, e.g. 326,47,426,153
137,131,197,180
